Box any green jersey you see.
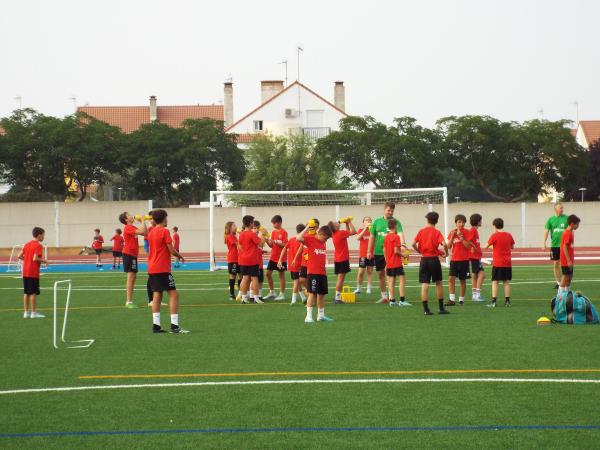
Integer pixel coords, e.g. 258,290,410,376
371,216,402,255
545,214,568,247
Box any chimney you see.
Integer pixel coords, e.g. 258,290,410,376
334,81,345,112
149,95,157,121
261,80,284,104
224,82,234,128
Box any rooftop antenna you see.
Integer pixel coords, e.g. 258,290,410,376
296,44,303,82
279,58,288,87
15,95,22,109
69,95,77,113
225,73,233,83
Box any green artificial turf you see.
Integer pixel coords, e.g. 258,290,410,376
1,265,599,449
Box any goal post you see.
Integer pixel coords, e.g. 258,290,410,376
208,188,449,271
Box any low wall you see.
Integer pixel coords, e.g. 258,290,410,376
0,200,598,253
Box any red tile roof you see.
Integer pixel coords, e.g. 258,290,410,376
579,120,600,147
234,133,262,144
225,81,347,132
78,104,224,133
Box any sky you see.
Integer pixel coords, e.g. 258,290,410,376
1,0,598,127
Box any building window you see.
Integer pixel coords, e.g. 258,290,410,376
253,120,263,131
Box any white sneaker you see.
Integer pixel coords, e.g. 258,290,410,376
23,311,30,319
305,317,315,323
274,293,285,301
353,288,362,294
472,297,486,302
398,301,413,307
254,298,264,304
263,292,275,300
366,287,373,294
376,297,389,304
30,312,46,319
290,299,297,305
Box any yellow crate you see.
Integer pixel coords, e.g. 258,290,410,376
341,286,356,303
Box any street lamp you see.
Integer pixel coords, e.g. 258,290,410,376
276,181,285,207
117,187,123,201
455,196,460,203
579,187,587,203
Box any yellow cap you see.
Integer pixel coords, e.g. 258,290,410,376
537,316,551,326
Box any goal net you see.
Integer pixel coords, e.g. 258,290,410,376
208,188,448,271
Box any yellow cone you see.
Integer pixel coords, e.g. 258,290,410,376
537,316,551,326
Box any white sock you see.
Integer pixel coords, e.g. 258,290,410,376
170,314,179,326
306,306,313,319
153,312,160,326
449,293,456,301
317,308,325,319
459,297,464,303
300,292,306,300
241,294,248,302
367,284,373,289
335,291,341,300
269,290,275,296
292,293,297,302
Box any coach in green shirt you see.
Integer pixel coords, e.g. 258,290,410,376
367,201,404,303
542,203,568,289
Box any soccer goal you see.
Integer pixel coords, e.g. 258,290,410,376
53,280,94,349
208,188,449,271
6,244,48,273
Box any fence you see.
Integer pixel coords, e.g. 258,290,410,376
0,200,598,253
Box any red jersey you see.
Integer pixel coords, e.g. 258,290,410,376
303,235,327,275
286,237,303,272
172,233,180,251
147,226,172,274
358,228,371,258
332,229,351,262
111,234,124,252
238,230,260,266
225,234,238,263
384,233,402,269
122,224,139,256
448,228,471,262
560,228,574,266
414,227,445,257
487,231,514,267
92,234,104,250
22,239,43,279
256,244,264,266
469,227,482,260
269,228,288,262
301,246,309,268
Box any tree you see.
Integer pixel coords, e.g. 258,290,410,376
315,116,443,189
564,139,600,201
241,133,347,190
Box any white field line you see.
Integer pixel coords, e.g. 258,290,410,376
1,278,600,292
1,377,600,396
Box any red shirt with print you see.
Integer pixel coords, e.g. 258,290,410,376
303,235,327,275
147,226,172,274
92,235,104,250
269,228,288,262
448,228,471,262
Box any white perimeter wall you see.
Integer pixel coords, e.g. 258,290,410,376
1,201,599,253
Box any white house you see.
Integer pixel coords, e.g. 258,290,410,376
225,80,348,146
574,120,600,149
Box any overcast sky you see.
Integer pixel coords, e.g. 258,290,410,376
1,0,598,127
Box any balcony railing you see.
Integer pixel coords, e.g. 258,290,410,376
302,127,331,139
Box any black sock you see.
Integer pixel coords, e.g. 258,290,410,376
422,301,430,312
390,298,396,303
492,297,497,303
400,296,405,302
237,279,241,289
147,280,153,302
438,299,444,310
229,279,235,296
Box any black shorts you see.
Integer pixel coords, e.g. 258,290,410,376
122,254,138,273
112,251,122,258
299,266,308,279
266,260,287,272
334,260,351,275
23,277,40,295
307,274,328,295
550,247,560,261
94,249,102,255
492,266,512,281
359,257,375,268
240,265,259,277
419,257,443,284
470,259,484,274
228,262,239,275
449,260,470,280
148,273,176,292
386,267,405,277
561,266,574,276
258,268,264,284
290,271,300,280
374,255,386,272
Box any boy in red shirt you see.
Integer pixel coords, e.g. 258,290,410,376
172,226,182,268
559,214,581,295
118,212,148,308
238,215,266,304
412,212,449,315
18,227,48,319
446,214,473,306
224,221,240,300
147,209,186,333
110,228,124,270
355,216,374,295
252,220,267,303
265,215,288,301
329,217,356,304
92,228,104,269
297,224,333,323
297,218,319,302
486,218,515,307
384,219,410,307
278,224,305,305
469,214,486,302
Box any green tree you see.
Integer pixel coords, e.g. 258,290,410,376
241,133,346,190
315,116,443,188
564,139,600,201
